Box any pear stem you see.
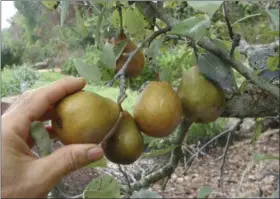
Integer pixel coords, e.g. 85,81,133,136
116,1,123,34
100,111,124,150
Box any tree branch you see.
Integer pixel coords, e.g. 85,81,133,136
197,38,279,100
121,119,192,193
146,4,279,99
221,83,279,118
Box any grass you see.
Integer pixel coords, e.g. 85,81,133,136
29,71,139,115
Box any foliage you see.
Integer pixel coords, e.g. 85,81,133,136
1,64,41,97
1,45,23,69
61,59,79,77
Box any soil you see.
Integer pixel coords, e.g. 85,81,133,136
47,127,280,198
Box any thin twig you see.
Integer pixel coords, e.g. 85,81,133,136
107,26,171,87
101,111,123,150
117,74,127,103
191,40,199,62
223,2,234,40
232,13,263,27
222,2,241,57
116,1,123,33
161,173,172,191
118,164,133,194
217,131,232,192
187,119,242,162
230,34,241,57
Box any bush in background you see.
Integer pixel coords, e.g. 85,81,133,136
1,45,23,69
1,64,41,97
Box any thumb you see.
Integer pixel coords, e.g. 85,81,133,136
35,144,104,189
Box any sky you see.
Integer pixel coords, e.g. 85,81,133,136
1,1,18,29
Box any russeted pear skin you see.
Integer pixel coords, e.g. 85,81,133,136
133,81,183,138
113,32,145,78
104,111,144,165
51,90,120,145
177,66,226,123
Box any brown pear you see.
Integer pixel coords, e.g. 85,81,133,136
133,81,183,138
177,66,226,123
111,31,145,78
104,111,144,165
51,90,120,145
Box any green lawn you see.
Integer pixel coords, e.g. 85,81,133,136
31,71,139,115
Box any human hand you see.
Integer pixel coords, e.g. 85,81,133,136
1,77,104,198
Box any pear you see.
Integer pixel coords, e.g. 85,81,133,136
133,81,183,138
51,90,120,145
111,31,145,78
177,66,226,123
104,111,144,165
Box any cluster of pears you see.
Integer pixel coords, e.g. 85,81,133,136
51,66,226,165
51,81,183,165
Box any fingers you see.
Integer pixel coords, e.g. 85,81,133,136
3,77,86,139
35,144,104,190
22,76,86,122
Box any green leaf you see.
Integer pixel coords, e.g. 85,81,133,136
75,6,88,38
197,52,237,94
187,16,211,41
60,0,70,27
87,157,107,168
267,9,279,30
261,30,280,37
251,118,263,146
141,145,177,158
74,59,101,82
100,42,116,70
266,56,279,71
30,121,52,157
135,1,157,27
130,189,163,198
170,14,208,35
210,38,242,62
238,79,248,94
150,37,165,57
95,8,106,50
159,63,173,84
197,185,213,198
83,174,121,198
253,153,279,161
122,7,152,40
41,0,60,11
84,16,99,27
114,39,128,61
170,14,211,41
187,1,223,18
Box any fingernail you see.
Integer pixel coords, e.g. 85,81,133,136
87,147,104,161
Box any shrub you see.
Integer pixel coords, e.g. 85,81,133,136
1,45,23,69
61,59,79,77
1,64,41,97
61,45,102,77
